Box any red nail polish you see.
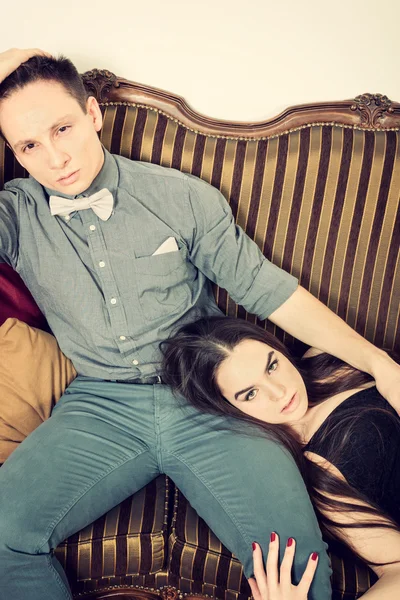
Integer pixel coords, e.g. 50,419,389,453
287,537,293,547
311,552,318,561
270,532,276,542
252,542,257,551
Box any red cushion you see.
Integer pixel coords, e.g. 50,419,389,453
0,263,49,330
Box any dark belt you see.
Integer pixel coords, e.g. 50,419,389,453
105,375,162,385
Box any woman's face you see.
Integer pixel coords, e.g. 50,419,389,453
216,339,308,425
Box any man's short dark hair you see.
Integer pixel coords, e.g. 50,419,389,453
0,54,89,140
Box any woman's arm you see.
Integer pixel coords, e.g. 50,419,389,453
305,451,400,599
269,285,400,412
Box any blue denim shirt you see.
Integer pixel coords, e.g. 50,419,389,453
0,149,298,379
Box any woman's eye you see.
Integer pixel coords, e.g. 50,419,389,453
245,389,258,401
58,126,70,134
268,359,279,374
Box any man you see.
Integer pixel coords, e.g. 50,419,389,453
0,48,398,600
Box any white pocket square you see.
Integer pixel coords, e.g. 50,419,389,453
152,236,179,256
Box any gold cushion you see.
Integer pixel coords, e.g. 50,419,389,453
0,318,77,462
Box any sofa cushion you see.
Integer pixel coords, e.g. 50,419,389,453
0,318,77,462
168,488,249,600
170,488,375,600
0,263,49,330
54,475,171,596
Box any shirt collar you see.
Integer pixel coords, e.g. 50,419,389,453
42,147,118,201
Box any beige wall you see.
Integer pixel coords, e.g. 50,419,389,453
3,0,398,121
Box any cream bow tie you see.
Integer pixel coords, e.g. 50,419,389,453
49,188,114,221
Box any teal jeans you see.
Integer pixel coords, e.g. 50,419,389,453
0,377,331,599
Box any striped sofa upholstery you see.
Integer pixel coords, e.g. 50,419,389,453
1,75,399,600
3,104,396,351
96,104,399,353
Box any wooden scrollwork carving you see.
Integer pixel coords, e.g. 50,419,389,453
82,69,121,102
351,93,395,127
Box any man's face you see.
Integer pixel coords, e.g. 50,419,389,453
0,80,104,195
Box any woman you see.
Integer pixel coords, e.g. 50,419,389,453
161,316,400,598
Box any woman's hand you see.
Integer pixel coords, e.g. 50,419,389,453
248,533,318,600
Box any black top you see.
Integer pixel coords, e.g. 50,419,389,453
305,386,400,524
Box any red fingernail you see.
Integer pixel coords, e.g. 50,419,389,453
252,542,257,551
311,552,318,561
287,537,293,547
270,532,276,542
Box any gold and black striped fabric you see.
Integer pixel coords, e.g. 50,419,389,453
1,105,398,351
103,105,399,350
53,478,375,600
53,476,171,596
168,488,249,600
170,489,375,600
95,104,399,352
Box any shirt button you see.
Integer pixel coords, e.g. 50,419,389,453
65,216,70,222
132,359,139,366
89,225,96,231
99,261,106,268
119,335,126,341
110,298,117,305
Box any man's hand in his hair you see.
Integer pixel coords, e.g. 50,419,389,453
0,48,52,84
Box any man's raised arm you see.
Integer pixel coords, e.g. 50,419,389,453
0,49,51,264
269,285,400,412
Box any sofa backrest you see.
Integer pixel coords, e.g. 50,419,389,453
1,73,399,352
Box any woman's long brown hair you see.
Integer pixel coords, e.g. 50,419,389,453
161,316,400,565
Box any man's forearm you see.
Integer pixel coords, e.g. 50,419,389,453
268,285,389,377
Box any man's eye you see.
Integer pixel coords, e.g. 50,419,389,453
23,143,36,153
58,126,70,134
268,359,279,374
245,389,258,401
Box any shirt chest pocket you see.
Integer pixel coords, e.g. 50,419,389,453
134,246,194,322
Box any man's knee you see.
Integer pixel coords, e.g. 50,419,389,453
0,501,48,558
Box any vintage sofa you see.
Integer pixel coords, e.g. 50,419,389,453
0,70,399,600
